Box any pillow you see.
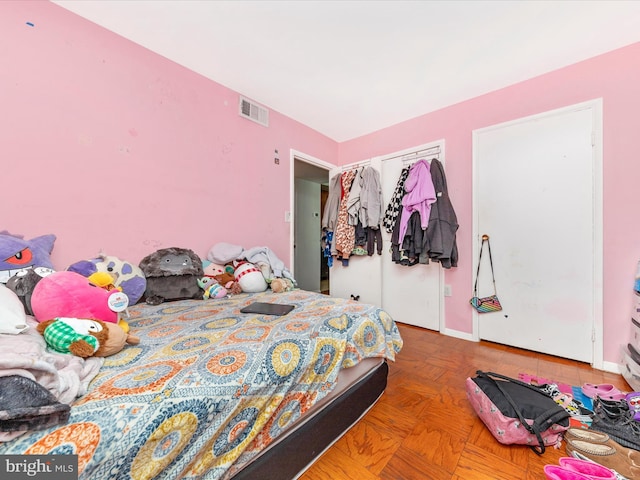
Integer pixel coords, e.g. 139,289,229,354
0,285,29,334
207,242,244,265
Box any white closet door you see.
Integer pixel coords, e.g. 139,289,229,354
328,163,382,307
380,157,441,330
474,102,600,363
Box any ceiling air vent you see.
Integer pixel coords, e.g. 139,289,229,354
239,96,269,127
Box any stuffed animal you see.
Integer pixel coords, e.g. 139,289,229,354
202,261,241,294
139,248,204,305
270,277,295,293
67,254,146,305
0,285,29,334
0,231,56,284
31,271,129,326
234,261,268,293
36,317,139,358
197,277,227,299
87,271,119,291
5,268,54,316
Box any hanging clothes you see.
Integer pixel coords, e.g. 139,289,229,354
383,165,411,233
359,166,383,229
425,158,458,268
322,230,334,268
321,173,342,264
346,168,363,226
334,169,357,263
397,159,437,246
322,173,342,234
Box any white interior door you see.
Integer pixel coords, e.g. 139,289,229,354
474,101,601,363
380,155,441,330
294,178,321,292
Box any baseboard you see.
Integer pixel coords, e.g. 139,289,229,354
441,328,475,342
439,330,622,375
601,360,621,374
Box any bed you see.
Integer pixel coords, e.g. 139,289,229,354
0,289,403,480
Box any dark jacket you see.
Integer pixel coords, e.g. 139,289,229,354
425,158,458,268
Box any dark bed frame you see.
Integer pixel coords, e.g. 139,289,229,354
231,360,389,480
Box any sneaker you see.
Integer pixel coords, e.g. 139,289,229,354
591,397,640,451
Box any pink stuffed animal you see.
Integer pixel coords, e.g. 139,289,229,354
31,271,128,324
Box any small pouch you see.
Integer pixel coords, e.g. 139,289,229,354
470,295,502,313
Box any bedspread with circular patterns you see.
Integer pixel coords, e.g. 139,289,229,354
0,289,403,480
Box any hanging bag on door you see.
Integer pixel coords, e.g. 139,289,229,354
470,235,503,313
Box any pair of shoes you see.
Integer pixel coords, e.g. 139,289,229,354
591,398,640,451
544,457,615,479
564,428,640,479
582,383,627,401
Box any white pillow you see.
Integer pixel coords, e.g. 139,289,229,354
0,284,28,334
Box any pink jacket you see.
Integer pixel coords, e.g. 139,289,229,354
398,159,436,244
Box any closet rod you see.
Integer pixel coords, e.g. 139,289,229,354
382,146,441,164
341,160,371,171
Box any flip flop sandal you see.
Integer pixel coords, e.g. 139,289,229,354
518,372,573,394
582,383,627,401
552,392,581,416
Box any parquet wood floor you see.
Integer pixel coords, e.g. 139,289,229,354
300,323,628,480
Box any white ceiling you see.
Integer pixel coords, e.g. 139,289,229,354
52,0,640,142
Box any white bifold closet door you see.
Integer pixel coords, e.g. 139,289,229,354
329,147,442,331
474,101,601,364
328,160,383,307
380,156,441,331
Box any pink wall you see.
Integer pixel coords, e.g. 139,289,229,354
1,1,337,269
339,42,640,363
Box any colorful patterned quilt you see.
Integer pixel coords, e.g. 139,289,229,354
0,290,403,479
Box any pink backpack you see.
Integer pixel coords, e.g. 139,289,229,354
466,371,570,454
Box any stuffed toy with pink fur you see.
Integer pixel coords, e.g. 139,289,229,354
31,271,129,325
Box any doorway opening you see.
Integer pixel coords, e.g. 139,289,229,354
291,152,332,294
